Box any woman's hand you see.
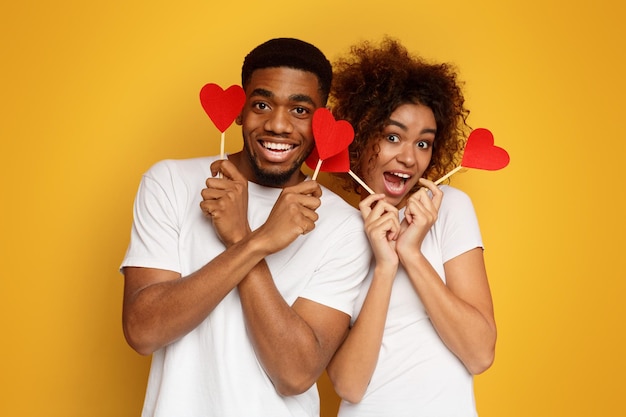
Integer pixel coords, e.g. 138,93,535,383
359,193,400,271
396,178,443,257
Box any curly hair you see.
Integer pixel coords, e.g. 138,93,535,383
330,37,470,194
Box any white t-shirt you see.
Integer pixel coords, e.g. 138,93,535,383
121,156,371,417
338,186,484,417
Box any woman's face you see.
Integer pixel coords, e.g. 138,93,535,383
360,103,436,207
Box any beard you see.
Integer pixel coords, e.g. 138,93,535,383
242,139,314,187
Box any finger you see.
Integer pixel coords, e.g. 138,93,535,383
370,199,398,219
199,199,215,218
359,194,386,221
404,194,426,225
403,191,420,224
201,186,224,201
301,216,318,235
404,193,437,227
216,159,248,182
376,212,401,241
418,178,443,210
290,205,319,235
209,159,226,179
280,182,323,210
300,194,322,211
292,180,323,198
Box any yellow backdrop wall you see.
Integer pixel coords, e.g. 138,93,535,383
2,1,625,416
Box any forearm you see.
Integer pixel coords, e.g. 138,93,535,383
123,235,270,355
400,251,496,374
327,265,395,403
237,261,328,395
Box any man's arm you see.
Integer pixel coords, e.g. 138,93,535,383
122,231,274,355
238,260,351,396
205,160,353,395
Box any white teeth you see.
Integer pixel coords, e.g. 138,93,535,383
390,172,411,179
388,181,404,192
262,141,294,151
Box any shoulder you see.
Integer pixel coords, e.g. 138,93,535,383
439,185,475,212
437,185,481,234
317,185,365,234
145,156,217,179
140,156,218,191
319,184,360,216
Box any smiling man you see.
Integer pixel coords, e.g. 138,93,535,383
120,38,371,417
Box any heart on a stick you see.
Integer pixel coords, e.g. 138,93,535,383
434,127,509,185
306,146,350,173
312,108,354,160
461,128,510,170
199,83,246,132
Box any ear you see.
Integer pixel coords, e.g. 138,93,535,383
235,113,243,125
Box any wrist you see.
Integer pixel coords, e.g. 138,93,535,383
373,262,398,281
397,248,427,269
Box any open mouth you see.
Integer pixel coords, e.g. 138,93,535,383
383,171,412,195
257,140,299,163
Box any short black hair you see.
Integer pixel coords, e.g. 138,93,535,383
241,38,332,104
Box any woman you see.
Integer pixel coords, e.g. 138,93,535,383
326,38,497,416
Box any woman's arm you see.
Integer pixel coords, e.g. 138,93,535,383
326,194,399,403
397,180,496,374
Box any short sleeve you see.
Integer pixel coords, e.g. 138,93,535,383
121,161,182,273
437,186,484,263
298,212,372,317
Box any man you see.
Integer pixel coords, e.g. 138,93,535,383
121,38,371,416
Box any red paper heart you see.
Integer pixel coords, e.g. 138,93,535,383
199,83,246,132
312,108,354,160
305,146,350,173
461,128,510,171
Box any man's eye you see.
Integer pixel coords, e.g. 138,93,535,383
293,107,309,115
254,102,269,111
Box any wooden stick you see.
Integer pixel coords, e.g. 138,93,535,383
434,166,462,185
217,132,226,179
312,159,323,180
220,131,226,160
349,170,375,194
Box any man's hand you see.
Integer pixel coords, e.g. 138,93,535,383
253,180,322,254
200,159,251,247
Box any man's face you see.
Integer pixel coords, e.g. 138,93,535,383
238,67,324,187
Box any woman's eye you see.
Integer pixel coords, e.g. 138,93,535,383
386,134,400,143
417,140,430,149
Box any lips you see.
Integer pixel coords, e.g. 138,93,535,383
256,139,299,163
383,171,412,196
260,141,295,152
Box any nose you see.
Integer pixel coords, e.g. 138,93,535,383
396,142,416,167
264,108,293,135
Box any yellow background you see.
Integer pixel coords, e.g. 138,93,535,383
1,1,624,416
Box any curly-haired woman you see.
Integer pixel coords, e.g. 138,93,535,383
326,38,497,416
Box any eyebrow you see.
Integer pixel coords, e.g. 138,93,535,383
249,88,316,106
387,118,437,135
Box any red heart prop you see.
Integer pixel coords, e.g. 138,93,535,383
461,128,510,171
312,108,354,160
199,83,246,132
305,146,350,173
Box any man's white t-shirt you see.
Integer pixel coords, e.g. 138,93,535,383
122,156,371,417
